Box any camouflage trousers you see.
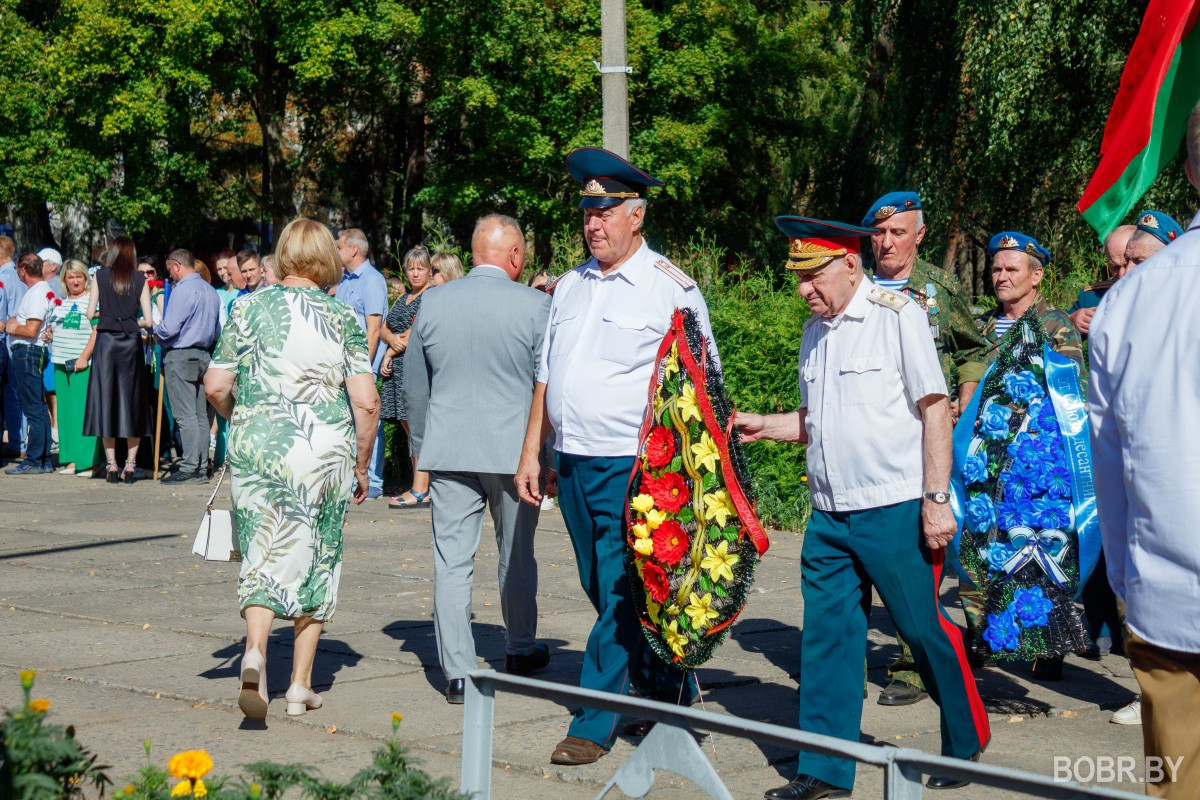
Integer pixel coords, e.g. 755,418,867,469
887,585,985,690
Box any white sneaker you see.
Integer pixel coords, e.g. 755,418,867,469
540,496,556,511
1110,698,1142,725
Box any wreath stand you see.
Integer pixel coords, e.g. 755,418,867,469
596,722,733,800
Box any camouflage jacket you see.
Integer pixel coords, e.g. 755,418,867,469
974,295,1086,372
866,257,989,393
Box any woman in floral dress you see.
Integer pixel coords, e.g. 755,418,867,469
205,218,380,720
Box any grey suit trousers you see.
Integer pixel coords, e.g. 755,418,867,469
430,470,540,680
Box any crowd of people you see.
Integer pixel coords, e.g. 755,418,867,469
4,109,1196,799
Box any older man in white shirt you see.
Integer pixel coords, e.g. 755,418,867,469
515,147,716,767
1088,103,1200,799
736,216,989,799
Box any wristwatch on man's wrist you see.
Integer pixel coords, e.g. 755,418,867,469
923,490,950,504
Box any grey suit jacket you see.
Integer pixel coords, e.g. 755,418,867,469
403,265,551,474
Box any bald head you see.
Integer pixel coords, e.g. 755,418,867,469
472,214,527,280
1103,224,1136,277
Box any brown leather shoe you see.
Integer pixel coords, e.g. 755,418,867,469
550,736,608,765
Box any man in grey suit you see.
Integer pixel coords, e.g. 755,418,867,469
404,214,553,704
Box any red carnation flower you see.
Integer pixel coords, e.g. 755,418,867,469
46,291,55,300
54,299,62,306
643,561,670,603
645,426,675,469
0,281,5,288
652,520,690,566
645,471,689,513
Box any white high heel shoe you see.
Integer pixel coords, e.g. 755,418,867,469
239,647,268,719
285,683,323,716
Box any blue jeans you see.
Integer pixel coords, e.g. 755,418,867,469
12,345,50,467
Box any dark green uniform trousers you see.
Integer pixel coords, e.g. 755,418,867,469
558,452,696,749
795,500,990,789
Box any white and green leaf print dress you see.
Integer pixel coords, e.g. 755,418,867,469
211,285,372,622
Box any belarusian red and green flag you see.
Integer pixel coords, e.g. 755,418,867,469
1078,0,1200,238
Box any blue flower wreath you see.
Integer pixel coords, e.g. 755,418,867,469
983,609,1021,651
1011,586,1053,627
1003,370,1045,405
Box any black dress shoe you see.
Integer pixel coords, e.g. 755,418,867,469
446,679,465,704
878,679,928,706
505,643,550,675
764,774,851,800
162,470,207,485
927,750,982,790
623,719,655,737
965,638,992,669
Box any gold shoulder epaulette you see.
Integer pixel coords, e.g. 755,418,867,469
655,259,696,289
867,286,910,311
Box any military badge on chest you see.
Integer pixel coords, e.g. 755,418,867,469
901,282,940,339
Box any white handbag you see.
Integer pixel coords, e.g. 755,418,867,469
192,464,241,562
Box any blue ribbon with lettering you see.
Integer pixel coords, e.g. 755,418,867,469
948,362,995,590
1043,345,1099,597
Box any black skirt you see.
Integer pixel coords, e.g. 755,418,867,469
83,330,152,438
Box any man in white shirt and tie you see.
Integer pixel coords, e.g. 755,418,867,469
1088,101,1200,799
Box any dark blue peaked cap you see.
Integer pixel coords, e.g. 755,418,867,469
566,147,664,209
988,231,1052,266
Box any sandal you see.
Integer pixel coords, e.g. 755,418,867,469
550,736,608,765
388,489,431,510
105,462,120,484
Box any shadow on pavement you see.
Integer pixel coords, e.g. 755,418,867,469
202,631,365,696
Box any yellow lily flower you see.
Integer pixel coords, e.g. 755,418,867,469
684,592,719,630
666,603,682,617
678,382,702,423
701,540,741,584
633,537,654,556
664,345,680,379
631,494,655,514
703,488,735,528
645,509,667,530
690,432,720,473
663,620,688,658
647,599,661,624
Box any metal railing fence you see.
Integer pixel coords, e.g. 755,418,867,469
460,669,1146,800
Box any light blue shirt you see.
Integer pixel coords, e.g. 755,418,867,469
335,259,388,371
1,261,25,345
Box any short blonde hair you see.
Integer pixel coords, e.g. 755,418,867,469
277,218,343,287
62,258,91,292
431,250,464,282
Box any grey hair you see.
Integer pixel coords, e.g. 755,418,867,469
1128,229,1163,249
625,198,647,220
339,228,370,257
914,209,925,228
472,213,523,242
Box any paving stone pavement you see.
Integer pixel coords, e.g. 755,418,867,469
0,472,1148,798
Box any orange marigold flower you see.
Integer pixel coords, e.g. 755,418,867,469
28,698,51,713
167,750,213,781
652,520,690,566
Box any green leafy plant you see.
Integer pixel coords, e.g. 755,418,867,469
0,671,112,800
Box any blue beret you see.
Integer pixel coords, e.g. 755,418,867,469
1135,210,1183,246
861,191,922,227
565,147,664,209
775,216,878,271
988,231,1051,266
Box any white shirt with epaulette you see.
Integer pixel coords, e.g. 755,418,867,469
537,239,718,457
799,278,948,512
